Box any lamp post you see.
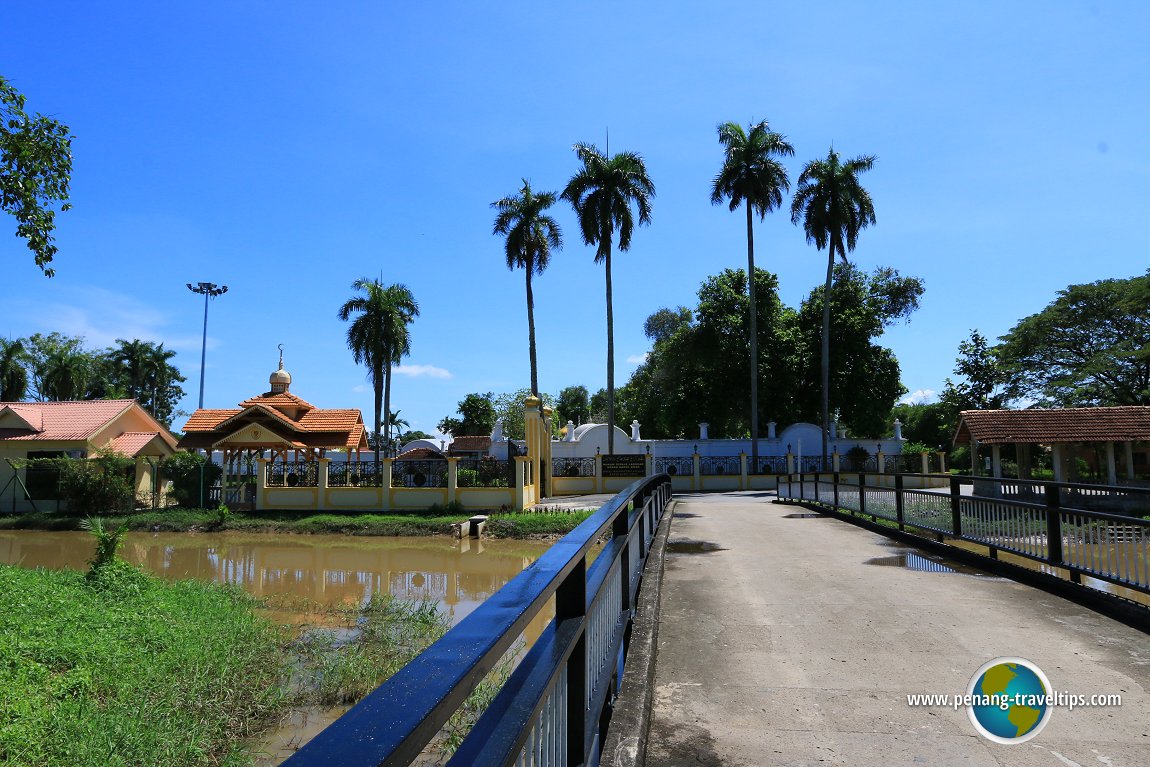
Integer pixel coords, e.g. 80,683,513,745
187,282,228,508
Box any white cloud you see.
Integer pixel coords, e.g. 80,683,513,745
900,388,937,405
626,353,649,365
393,363,452,379
351,383,370,393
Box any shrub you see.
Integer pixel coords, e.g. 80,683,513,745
163,451,223,508
457,468,480,488
57,451,136,515
900,441,933,455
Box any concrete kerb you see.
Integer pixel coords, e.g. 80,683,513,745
773,497,1150,634
600,498,677,767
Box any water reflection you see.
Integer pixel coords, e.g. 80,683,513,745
0,530,552,630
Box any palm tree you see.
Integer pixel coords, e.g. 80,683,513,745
0,339,29,401
562,143,655,454
42,347,89,401
711,120,794,465
339,280,420,463
492,180,562,397
790,147,877,461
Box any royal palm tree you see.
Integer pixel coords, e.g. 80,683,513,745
493,180,562,398
711,120,793,465
790,148,877,461
0,338,29,401
339,280,420,463
41,347,89,401
562,143,654,454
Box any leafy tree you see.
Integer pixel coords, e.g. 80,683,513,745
620,269,796,439
493,389,558,441
562,142,655,454
643,307,692,344
21,332,87,400
492,180,562,396
891,402,951,452
939,330,1013,423
339,280,420,461
1,75,73,276
0,338,29,401
397,429,435,444
556,385,590,427
438,392,497,437
588,388,609,423
712,119,793,462
103,339,186,424
791,264,923,438
791,148,877,459
997,272,1150,406
162,451,222,509
41,346,92,401
57,450,136,515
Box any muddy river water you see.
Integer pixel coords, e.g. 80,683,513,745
0,529,555,763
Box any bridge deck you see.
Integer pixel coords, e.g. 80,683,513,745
647,491,1150,766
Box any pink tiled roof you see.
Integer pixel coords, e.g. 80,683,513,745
0,400,134,442
109,432,163,456
239,391,316,411
448,436,491,453
955,407,1150,445
396,447,445,460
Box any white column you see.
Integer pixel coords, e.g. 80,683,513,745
1106,441,1118,485
991,445,1002,478
1124,441,1135,480
1051,444,1065,483
699,422,709,440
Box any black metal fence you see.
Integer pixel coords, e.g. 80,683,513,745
552,457,595,478
266,461,319,487
699,455,740,476
281,473,674,767
391,459,449,488
779,472,1150,598
457,457,513,487
653,456,693,477
749,456,787,475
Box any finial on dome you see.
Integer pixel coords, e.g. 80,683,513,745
270,344,292,392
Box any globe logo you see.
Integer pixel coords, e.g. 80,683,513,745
967,657,1053,743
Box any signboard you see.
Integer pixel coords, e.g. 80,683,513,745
600,454,646,477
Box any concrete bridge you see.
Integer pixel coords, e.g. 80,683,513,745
283,476,1149,766
634,491,1150,767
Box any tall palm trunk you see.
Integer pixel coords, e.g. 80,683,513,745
604,237,615,456
746,204,759,465
526,262,539,396
383,363,393,458
820,239,837,463
373,363,384,464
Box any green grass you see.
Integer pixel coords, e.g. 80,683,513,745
0,563,288,767
0,507,597,539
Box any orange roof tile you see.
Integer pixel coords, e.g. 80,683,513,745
109,432,165,456
298,409,362,432
448,436,491,453
955,407,1150,445
239,391,315,411
0,400,134,442
182,409,242,431
396,447,445,460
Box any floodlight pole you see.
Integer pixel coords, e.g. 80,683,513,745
187,281,228,508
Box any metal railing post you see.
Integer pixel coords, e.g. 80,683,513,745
1044,482,1064,565
895,473,905,530
833,471,839,509
858,473,866,517
950,476,963,537
556,557,587,766
799,472,805,501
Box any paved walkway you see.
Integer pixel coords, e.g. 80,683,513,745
647,491,1150,767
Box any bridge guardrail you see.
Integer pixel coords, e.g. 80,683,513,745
779,472,1150,598
282,473,673,767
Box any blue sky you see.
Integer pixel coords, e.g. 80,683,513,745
3,2,1148,437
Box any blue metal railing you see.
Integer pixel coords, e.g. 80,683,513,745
283,473,673,767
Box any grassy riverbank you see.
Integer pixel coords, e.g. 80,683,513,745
0,563,287,767
0,507,596,539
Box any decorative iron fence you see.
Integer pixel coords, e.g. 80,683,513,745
391,460,449,488
552,457,595,478
749,456,787,475
699,455,740,476
457,457,513,487
796,456,826,473
778,472,1150,599
281,474,674,767
654,456,694,477
266,461,319,487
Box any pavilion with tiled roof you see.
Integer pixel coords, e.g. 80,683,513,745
178,354,369,505
954,407,1150,483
